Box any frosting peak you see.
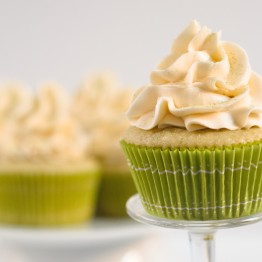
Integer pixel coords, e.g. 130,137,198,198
72,73,133,171
127,21,262,131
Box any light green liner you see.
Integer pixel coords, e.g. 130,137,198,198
0,170,100,226
121,141,262,220
96,172,137,217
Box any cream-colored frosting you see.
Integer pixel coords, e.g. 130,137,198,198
0,84,35,159
0,83,93,163
127,20,262,131
0,75,131,168
23,84,94,162
72,73,132,172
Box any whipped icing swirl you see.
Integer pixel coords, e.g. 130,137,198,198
22,84,93,162
127,20,262,131
0,84,92,163
72,73,132,171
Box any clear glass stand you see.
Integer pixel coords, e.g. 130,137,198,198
126,194,262,262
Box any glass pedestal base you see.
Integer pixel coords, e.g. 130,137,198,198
126,194,262,262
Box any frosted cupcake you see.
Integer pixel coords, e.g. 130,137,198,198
73,73,136,217
121,21,262,220
0,84,100,226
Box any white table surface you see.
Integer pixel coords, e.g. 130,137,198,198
0,218,260,262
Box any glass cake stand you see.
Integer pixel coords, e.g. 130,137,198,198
126,194,262,262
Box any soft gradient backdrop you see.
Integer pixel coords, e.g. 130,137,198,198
0,0,261,90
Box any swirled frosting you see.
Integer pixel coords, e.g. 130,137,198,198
72,73,132,172
0,84,34,158
127,20,262,131
22,84,92,162
0,83,93,163
0,75,131,168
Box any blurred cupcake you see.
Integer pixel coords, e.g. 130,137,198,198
0,83,100,226
73,73,137,217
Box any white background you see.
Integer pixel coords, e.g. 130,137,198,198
0,0,262,90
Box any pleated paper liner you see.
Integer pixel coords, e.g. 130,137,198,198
0,169,101,226
121,141,262,220
96,171,137,217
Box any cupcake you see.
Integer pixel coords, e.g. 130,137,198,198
0,84,100,226
121,20,262,220
72,73,137,217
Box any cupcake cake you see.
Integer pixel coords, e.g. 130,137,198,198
121,21,262,220
0,83,100,226
72,73,137,217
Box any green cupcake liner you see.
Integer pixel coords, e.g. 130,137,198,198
96,171,137,217
0,170,100,226
121,141,262,220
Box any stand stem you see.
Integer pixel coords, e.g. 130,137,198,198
188,231,216,262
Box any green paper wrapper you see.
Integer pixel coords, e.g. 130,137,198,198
0,170,100,226
121,141,262,220
96,171,137,217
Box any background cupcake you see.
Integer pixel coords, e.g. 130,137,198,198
0,83,100,226
121,21,262,220
72,73,137,217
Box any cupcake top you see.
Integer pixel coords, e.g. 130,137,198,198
126,21,262,131
0,74,132,171
72,73,132,173
0,83,95,168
